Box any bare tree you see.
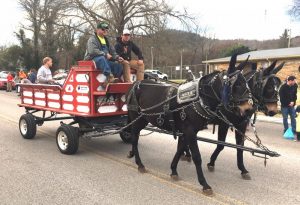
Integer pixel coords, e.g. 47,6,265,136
18,0,44,67
71,0,194,35
19,0,70,64
289,0,300,20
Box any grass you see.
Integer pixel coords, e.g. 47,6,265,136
169,79,185,84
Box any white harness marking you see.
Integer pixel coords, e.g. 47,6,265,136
177,80,199,104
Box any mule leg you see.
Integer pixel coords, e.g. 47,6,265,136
170,135,187,180
180,134,192,162
207,123,229,171
235,123,251,180
130,119,148,173
185,128,212,194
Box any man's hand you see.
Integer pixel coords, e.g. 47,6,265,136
138,60,144,65
123,60,130,65
106,53,112,60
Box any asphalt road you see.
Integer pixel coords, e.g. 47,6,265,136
0,90,299,205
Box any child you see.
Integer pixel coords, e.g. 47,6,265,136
6,72,13,92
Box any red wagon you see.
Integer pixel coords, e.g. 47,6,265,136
18,61,132,154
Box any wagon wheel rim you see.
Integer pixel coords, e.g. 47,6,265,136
57,131,68,151
20,119,28,135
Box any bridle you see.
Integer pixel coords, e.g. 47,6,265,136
220,70,253,110
247,70,281,113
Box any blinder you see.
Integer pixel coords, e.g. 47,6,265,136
256,73,281,104
221,71,252,108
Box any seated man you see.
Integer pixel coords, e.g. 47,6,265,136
84,22,123,85
115,29,144,82
37,57,55,84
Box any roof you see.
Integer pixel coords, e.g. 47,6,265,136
203,47,300,64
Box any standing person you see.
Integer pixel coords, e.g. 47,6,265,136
115,29,144,82
28,68,37,83
14,71,21,94
84,21,123,86
19,70,27,80
37,57,55,84
279,75,298,141
6,72,13,92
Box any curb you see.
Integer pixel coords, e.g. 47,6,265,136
256,116,283,124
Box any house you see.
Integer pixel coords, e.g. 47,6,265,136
202,47,300,81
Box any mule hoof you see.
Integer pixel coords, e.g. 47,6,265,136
138,166,147,173
127,151,134,158
170,174,179,181
203,188,213,196
241,173,251,180
207,164,215,172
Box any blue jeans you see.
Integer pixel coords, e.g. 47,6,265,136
93,56,123,78
281,106,296,133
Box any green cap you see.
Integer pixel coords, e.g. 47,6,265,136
97,22,109,29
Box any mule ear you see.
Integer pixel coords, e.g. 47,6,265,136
263,60,277,76
228,53,238,74
271,62,285,74
236,55,250,71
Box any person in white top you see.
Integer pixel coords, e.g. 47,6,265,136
37,57,55,84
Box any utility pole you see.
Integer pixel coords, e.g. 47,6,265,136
151,47,154,69
180,49,184,79
288,29,291,48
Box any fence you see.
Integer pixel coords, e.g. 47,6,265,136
153,64,209,79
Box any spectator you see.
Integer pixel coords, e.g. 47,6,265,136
28,68,37,83
84,21,123,87
14,72,21,93
19,70,27,80
6,72,13,92
279,75,298,141
37,57,55,84
115,29,144,82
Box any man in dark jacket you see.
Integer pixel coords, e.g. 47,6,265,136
115,29,144,82
279,75,297,137
28,68,37,83
84,22,123,85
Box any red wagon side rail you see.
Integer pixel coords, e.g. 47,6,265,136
18,61,132,117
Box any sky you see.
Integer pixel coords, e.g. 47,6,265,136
0,0,299,46
171,0,299,40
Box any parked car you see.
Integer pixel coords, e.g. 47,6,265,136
144,69,168,80
144,72,158,82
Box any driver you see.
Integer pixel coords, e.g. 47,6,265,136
84,22,124,87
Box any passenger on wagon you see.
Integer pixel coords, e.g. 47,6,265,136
28,68,37,83
84,22,123,86
115,29,144,82
37,57,55,84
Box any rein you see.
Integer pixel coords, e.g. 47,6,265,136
126,76,275,163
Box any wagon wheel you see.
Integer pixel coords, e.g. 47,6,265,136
19,114,37,139
120,130,132,143
56,125,79,155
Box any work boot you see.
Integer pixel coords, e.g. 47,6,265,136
101,73,116,89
